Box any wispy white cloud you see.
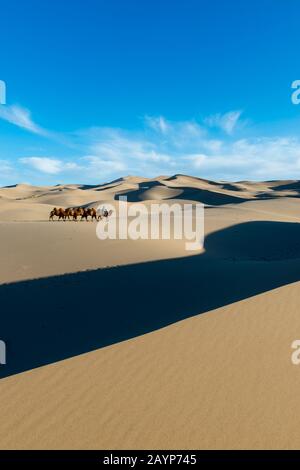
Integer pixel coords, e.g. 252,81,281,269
20,157,63,174
8,110,300,183
145,115,170,134
0,159,22,186
20,154,127,178
204,110,243,135
0,159,13,174
0,105,48,136
186,137,300,179
20,157,81,175
82,126,175,171
82,156,127,175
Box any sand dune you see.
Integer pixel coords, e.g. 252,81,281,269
1,175,300,449
2,174,300,221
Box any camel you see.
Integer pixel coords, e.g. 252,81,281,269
64,208,74,220
72,207,84,221
71,207,92,221
78,207,97,221
49,206,112,221
80,208,89,221
49,207,66,221
86,208,98,221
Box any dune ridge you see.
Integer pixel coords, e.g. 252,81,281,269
2,174,300,221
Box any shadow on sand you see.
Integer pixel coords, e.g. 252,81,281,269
114,181,250,205
1,220,300,379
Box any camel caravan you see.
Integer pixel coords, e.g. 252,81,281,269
49,207,113,221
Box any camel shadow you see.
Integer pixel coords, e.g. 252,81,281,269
1,220,300,379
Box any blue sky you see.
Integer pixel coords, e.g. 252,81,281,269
1,0,300,185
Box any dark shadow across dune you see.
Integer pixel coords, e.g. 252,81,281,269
115,183,250,205
1,221,300,379
272,181,300,193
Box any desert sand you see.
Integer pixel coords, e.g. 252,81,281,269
1,175,300,449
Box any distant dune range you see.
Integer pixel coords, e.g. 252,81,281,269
1,175,300,449
2,174,300,221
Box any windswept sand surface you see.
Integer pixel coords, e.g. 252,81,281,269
1,175,300,449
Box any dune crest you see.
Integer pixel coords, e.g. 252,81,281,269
2,174,300,221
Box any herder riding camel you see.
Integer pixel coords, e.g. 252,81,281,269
97,207,113,220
